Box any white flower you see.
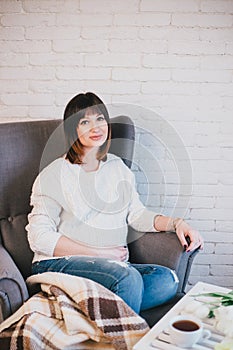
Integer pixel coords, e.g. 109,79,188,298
183,300,210,319
215,340,233,350
214,306,233,338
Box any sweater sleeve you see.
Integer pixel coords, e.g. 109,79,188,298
26,161,63,258
126,167,161,233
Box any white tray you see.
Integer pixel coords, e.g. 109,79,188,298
134,282,230,350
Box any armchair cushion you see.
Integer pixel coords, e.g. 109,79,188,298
0,245,29,322
128,231,199,294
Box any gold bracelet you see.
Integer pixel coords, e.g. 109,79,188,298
172,217,183,231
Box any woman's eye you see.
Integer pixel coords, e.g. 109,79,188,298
80,120,89,126
97,116,105,122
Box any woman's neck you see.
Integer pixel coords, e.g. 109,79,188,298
81,148,100,172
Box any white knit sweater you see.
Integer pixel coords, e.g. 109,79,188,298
26,154,159,263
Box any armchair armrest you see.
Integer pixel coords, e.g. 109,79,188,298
0,245,29,322
128,231,199,294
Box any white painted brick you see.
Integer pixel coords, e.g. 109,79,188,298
141,81,199,94
161,195,194,209
1,14,56,26
0,1,22,13
67,80,141,95
188,276,233,289
220,122,233,135
188,147,220,160
201,55,233,70
143,55,199,68
85,53,140,67
191,264,210,276
194,109,232,122
56,67,111,80
220,148,233,161
226,42,233,54
25,26,81,40
2,93,54,106
114,13,171,26
0,106,28,118
218,184,233,196
22,0,80,13
28,106,62,119
140,0,199,12
56,14,112,26
191,184,219,197
200,83,233,96
202,232,233,243
202,243,215,254
53,39,108,53
172,14,232,27
29,53,83,66
222,96,233,110
219,173,233,185
0,67,56,80
80,0,139,13
109,39,167,54
0,53,28,67
140,27,199,40
172,69,232,83
169,40,225,55
216,222,233,233
0,27,24,40
210,265,233,276
195,253,233,265
187,220,215,231
200,28,233,41
82,26,137,39
215,243,233,254
112,68,170,81
192,172,218,185
201,0,233,13
190,208,233,221
0,80,28,93
0,40,51,53
189,196,215,209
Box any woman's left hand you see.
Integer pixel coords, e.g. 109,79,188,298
175,219,204,252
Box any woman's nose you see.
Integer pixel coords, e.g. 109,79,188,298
90,121,99,131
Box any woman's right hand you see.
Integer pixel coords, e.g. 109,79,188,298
95,246,129,262
54,236,128,261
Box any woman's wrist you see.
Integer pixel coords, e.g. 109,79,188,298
171,217,184,231
154,215,184,232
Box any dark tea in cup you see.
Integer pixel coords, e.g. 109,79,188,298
172,319,200,332
169,315,211,348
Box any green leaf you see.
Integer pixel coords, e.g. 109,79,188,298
208,309,215,318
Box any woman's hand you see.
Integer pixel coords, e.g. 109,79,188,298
54,236,128,261
154,215,204,252
95,246,129,261
174,219,204,252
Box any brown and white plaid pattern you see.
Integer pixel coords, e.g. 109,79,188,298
0,272,149,350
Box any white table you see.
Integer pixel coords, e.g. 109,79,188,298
134,282,231,350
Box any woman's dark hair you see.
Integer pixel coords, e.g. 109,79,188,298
63,92,111,164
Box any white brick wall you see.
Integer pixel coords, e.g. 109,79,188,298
0,0,233,289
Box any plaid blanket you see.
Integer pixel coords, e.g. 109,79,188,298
0,272,149,350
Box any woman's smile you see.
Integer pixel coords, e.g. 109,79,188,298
77,112,108,151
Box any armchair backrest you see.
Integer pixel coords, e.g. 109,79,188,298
0,116,135,280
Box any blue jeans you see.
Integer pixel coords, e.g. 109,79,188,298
32,257,179,314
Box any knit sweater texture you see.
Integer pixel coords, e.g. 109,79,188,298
26,154,159,263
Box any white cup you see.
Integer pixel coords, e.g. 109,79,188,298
169,314,211,348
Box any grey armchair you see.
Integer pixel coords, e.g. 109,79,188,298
0,117,199,327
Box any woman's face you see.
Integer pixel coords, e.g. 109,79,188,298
77,111,108,152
